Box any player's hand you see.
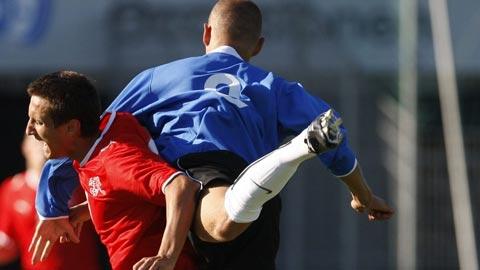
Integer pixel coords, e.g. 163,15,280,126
60,202,90,243
28,218,80,264
133,255,177,270
351,194,394,221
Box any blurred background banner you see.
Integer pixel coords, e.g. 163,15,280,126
1,0,480,80
1,0,480,269
0,0,51,46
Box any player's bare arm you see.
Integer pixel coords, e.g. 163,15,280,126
28,218,79,265
133,174,200,270
340,165,394,221
59,201,91,244
28,201,90,265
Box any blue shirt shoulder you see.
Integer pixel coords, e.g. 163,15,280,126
36,158,80,218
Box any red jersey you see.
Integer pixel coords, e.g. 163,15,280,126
0,172,103,270
74,112,198,270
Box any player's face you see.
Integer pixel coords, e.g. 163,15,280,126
26,95,71,159
22,135,46,171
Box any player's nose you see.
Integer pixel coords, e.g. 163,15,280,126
25,119,36,136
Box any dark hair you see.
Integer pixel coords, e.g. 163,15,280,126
27,71,101,137
210,0,262,49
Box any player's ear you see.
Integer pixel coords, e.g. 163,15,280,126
66,119,82,136
251,37,264,57
203,23,212,47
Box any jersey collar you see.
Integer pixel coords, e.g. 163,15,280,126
207,45,243,60
79,112,117,167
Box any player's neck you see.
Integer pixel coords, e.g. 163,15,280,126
206,42,251,61
70,133,100,163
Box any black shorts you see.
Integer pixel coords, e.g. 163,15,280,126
177,151,281,270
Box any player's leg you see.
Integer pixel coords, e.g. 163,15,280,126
191,193,280,269
192,182,250,242
224,109,342,224
194,109,343,242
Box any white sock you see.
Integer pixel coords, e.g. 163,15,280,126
224,129,316,223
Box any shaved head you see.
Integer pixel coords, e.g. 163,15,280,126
207,0,262,57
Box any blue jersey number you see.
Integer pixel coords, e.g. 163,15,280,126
204,73,247,108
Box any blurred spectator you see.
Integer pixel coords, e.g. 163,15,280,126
0,135,107,270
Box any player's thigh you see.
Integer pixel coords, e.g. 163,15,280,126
193,182,250,242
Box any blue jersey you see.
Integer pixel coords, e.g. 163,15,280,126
36,158,80,218
37,46,356,218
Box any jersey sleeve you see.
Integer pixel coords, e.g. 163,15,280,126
102,132,181,206
36,158,80,219
276,80,357,176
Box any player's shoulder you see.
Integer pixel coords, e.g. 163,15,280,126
45,157,72,168
112,111,137,124
43,158,77,181
108,112,144,136
152,55,204,72
103,112,149,147
137,56,204,88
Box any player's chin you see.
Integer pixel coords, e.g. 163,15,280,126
42,143,59,159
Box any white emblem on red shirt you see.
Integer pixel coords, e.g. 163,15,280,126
88,176,106,197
